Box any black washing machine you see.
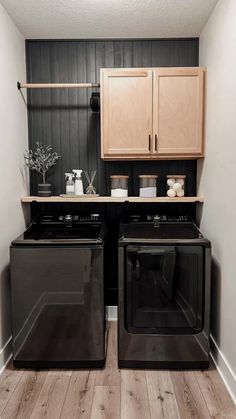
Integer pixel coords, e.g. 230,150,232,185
118,214,211,369
10,213,106,368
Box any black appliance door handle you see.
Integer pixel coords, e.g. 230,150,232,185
137,249,166,255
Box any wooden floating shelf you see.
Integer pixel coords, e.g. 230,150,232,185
21,196,204,203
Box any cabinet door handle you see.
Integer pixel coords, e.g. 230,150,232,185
149,135,151,151
155,134,158,152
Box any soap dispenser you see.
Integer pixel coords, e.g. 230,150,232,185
65,173,74,195
72,169,84,196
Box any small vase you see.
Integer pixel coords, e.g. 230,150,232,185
38,183,51,197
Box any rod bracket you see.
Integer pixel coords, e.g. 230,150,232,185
90,92,100,113
17,81,21,90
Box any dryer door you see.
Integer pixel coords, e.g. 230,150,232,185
126,245,203,334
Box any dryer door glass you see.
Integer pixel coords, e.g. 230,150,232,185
126,245,203,334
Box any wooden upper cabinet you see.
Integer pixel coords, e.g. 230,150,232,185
101,69,153,158
153,67,205,156
100,67,205,160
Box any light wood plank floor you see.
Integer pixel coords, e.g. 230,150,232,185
0,322,235,419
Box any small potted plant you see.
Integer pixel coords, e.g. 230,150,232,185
24,142,60,196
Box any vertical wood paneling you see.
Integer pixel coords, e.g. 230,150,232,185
49,42,61,195
151,40,162,67
26,38,199,304
59,42,70,193
68,42,79,172
40,43,51,145
133,41,143,67
77,42,88,173
105,41,115,68
40,43,52,186
114,40,124,67
95,42,105,192
124,41,133,67
142,40,152,67
86,41,97,191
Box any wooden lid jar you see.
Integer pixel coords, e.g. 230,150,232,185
110,175,129,197
139,175,158,197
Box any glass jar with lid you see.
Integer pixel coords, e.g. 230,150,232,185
110,175,129,197
139,175,158,197
166,175,186,197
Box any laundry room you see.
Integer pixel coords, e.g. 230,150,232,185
0,0,236,418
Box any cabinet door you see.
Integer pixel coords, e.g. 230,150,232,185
153,68,205,156
101,69,153,158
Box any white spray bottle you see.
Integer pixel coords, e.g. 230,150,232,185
65,173,75,195
72,170,84,196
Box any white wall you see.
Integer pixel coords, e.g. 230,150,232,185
0,3,29,370
198,0,236,402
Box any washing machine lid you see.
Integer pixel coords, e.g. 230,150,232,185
122,222,201,240
25,223,101,240
119,215,210,244
12,214,105,245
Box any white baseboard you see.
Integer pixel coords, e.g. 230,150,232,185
0,336,12,375
107,306,117,321
210,334,236,405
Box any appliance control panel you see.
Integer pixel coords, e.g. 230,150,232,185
59,214,101,222
37,214,101,224
128,214,191,223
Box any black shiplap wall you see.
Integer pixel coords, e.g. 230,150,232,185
26,39,199,304
26,39,198,196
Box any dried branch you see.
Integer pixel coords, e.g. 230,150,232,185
24,142,60,183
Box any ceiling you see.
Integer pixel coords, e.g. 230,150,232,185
0,0,218,39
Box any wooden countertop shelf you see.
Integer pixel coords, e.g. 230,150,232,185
21,196,204,203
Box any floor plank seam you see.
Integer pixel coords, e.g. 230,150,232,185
195,372,213,418
58,371,74,419
0,369,26,417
